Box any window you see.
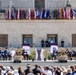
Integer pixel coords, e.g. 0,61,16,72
72,34,76,47
47,34,58,44
22,34,33,47
0,35,8,47
35,0,45,10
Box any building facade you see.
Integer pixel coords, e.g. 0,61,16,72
0,0,76,48
0,20,76,48
0,0,76,10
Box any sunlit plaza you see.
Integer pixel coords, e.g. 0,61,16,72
0,0,76,75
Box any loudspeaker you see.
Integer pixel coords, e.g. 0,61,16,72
58,60,67,63
13,60,21,63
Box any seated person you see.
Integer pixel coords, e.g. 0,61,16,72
22,50,29,60
24,52,29,60
71,48,76,57
52,48,58,60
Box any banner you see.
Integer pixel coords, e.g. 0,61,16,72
50,44,58,53
22,44,30,54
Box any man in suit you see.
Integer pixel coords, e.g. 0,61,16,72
32,64,41,75
52,47,58,60
24,64,32,75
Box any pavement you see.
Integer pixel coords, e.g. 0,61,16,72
0,60,76,70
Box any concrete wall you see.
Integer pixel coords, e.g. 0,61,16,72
1,0,76,10
0,20,76,47
1,0,34,9
45,0,76,9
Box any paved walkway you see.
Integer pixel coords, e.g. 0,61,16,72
0,60,76,70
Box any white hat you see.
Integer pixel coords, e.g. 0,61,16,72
13,70,19,75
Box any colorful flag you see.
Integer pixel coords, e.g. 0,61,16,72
23,10,26,19
70,9,73,19
40,10,42,19
63,9,66,19
16,10,18,19
20,9,23,19
60,8,63,19
5,9,8,19
34,10,38,19
38,11,41,19
8,8,11,19
11,8,14,19
42,8,45,19
31,9,34,19
26,11,29,19
68,8,71,19
72,9,75,19
18,9,20,19
44,10,47,18
28,8,31,19
46,9,50,19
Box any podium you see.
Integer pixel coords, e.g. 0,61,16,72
36,48,44,60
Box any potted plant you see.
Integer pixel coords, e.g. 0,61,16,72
28,50,36,61
57,48,68,62
43,50,48,61
48,53,52,60
13,48,23,63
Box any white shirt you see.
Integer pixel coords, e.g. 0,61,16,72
45,70,52,75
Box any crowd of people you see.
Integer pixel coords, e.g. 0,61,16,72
0,64,76,75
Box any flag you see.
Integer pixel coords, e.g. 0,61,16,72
31,9,34,19
34,10,36,19
34,10,38,19
66,7,71,19
57,9,60,19
72,9,75,19
53,10,56,19
56,9,58,19
44,10,47,18
70,9,73,19
66,8,68,19
18,9,20,19
26,11,29,19
63,9,66,19
28,8,31,19
60,8,63,19
11,8,14,19
42,8,45,19
5,9,8,19
46,9,50,19
8,8,11,19
20,9,23,19
40,10,42,19
36,10,38,19
68,8,71,19
23,10,26,19
38,11,41,19
16,10,18,19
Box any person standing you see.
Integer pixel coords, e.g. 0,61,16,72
32,64,41,75
24,64,32,75
61,39,64,47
